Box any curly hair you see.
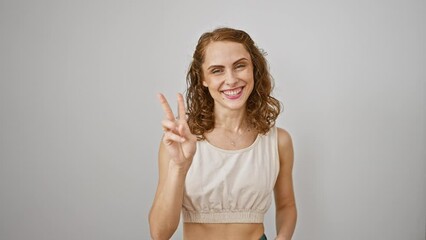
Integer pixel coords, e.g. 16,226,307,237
186,27,281,140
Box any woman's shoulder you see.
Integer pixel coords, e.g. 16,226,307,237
275,126,293,154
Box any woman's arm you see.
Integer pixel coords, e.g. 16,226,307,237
274,127,297,240
148,94,196,240
148,142,191,240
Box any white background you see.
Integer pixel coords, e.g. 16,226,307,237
0,0,425,239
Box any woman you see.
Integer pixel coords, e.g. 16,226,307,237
149,27,296,240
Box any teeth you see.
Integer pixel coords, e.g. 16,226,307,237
223,88,242,96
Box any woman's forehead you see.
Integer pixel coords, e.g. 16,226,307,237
203,41,251,66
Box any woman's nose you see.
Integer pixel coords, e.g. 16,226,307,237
224,70,239,85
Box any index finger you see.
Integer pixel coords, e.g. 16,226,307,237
177,93,186,121
157,93,175,121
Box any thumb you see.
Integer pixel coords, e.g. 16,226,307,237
179,123,196,141
178,124,185,138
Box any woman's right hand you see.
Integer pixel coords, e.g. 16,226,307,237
157,93,197,169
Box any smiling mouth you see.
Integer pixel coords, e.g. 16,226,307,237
221,87,244,99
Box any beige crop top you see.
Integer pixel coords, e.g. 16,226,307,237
182,126,280,223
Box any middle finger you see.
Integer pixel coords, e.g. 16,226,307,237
157,93,176,121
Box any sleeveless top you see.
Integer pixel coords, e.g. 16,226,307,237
182,127,280,223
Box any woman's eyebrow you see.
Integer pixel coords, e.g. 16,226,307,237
233,58,249,64
207,58,250,70
207,65,224,70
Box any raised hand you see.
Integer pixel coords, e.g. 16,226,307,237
157,93,197,168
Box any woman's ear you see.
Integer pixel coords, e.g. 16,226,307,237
202,81,208,87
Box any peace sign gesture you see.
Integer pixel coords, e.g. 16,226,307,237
157,93,197,168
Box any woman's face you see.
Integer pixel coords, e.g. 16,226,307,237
201,41,254,112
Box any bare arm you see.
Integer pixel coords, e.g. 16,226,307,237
274,128,297,240
148,93,197,240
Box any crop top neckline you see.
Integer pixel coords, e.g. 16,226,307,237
203,133,261,153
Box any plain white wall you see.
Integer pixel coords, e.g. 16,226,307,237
0,0,425,239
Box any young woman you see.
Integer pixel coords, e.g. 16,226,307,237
149,27,296,240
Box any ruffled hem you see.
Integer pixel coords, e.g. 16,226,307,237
182,210,264,223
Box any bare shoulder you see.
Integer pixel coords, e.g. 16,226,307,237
276,127,294,169
276,127,293,152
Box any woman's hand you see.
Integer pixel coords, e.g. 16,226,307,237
157,93,197,169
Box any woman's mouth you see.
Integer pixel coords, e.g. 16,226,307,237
221,87,244,100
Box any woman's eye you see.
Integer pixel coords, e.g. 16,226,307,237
211,69,222,74
236,64,246,69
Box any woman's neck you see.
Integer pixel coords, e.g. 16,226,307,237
213,108,249,133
